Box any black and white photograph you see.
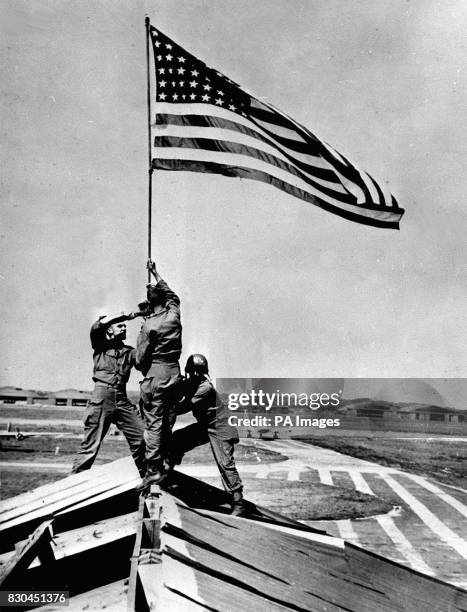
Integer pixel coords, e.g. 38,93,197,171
1,1,466,610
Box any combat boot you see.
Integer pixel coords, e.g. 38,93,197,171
143,469,166,487
230,489,247,516
136,467,166,493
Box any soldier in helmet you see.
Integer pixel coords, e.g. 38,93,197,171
135,260,183,487
71,312,145,475
170,354,246,516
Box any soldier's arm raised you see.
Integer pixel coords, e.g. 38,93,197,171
135,323,152,373
90,313,134,351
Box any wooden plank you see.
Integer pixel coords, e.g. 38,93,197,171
161,495,347,572
127,496,146,612
35,578,128,612
0,478,140,551
0,462,138,527
161,554,294,612
163,532,347,612
346,543,467,612
198,507,344,549
138,563,202,612
0,457,137,515
160,495,396,612
0,520,54,586
159,492,465,612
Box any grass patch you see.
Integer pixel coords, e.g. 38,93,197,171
0,440,283,500
201,475,392,520
0,436,281,465
0,471,61,499
0,406,85,421
297,435,467,488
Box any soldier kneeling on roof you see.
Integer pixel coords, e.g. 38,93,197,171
169,354,247,516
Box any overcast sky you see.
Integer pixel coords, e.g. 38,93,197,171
1,0,466,391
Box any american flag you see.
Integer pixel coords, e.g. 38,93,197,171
150,27,404,229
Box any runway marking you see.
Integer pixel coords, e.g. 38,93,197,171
383,474,467,560
374,515,434,575
318,469,361,546
286,465,303,481
335,519,360,545
347,470,373,495
347,471,434,574
403,473,467,519
318,467,333,486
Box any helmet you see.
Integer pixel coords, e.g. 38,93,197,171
185,354,209,378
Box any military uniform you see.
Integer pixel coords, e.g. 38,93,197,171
135,279,183,474
171,377,243,494
71,318,145,475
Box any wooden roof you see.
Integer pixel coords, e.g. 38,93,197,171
1,458,466,611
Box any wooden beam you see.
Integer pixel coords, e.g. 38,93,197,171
127,496,147,612
0,520,54,587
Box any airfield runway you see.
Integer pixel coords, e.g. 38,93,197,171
1,437,466,589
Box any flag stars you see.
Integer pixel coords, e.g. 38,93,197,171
201,94,210,102
165,43,172,49
215,98,223,105
158,68,165,74
168,68,173,74
178,56,186,63
156,55,162,61
203,84,211,91
154,40,161,48
159,80,166,87
217,90,224,96
179,81,185,87
228,104,236,111
171,80,176,87
189,93,196,100
189,80,198,87
191,69,199,76
172,93,178,100
177,67,185,75
159,92,167,100
166,54,173,61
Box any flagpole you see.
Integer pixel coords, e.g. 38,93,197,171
145,15,153,285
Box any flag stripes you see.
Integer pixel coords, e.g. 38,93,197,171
150,27,404,229
154,158,400,228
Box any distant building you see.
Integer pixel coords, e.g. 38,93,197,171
341,398,466,424
343,400,395,419
407,406,465,423
0,386,90,407
54,389,90,407
0,386,30,404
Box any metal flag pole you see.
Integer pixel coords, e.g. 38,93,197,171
145,15,153,285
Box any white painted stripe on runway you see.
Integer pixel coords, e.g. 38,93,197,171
286,462,303,481
348,470,373,495
375,515,434,575
349,471,434,574
318,467,333,486
404,473,467,519
383,474,467,560
335,519,360,545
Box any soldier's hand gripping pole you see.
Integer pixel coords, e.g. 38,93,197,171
147,259,162,284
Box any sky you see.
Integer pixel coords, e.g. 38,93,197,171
1,0,466,392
